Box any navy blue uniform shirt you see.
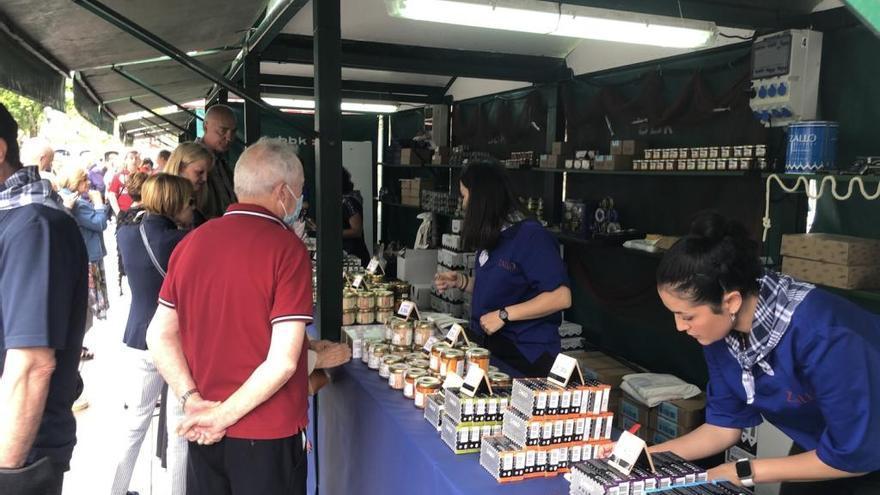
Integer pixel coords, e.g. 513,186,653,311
0,204,88,469
117,213,187,350
470,219,568,362
704,289,880,473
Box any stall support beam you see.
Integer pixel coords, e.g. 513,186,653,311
313,0,343,342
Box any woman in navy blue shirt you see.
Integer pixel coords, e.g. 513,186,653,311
435,161,570,375
653,212,880,493
110,173,194,495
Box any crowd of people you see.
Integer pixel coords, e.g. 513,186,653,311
0,102,351,495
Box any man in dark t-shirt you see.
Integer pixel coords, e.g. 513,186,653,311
0,104,88,495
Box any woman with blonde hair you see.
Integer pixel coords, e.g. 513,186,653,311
162,142,213,226
58,166,110,362
111,173,194,495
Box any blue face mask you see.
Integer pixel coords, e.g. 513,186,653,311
280,185,303,227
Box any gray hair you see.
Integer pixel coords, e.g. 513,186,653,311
233,137,304,198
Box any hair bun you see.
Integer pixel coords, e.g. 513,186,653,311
689,210,751,247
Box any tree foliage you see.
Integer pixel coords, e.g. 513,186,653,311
0,88,44,137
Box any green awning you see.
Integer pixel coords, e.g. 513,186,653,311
0,28,65,110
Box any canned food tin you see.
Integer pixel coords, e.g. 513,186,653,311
786,121,839,173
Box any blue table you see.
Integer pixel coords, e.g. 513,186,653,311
310,360,571,495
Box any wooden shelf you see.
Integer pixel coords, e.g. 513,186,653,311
376,199,460,218
378,162,462,170
534,168,757,177
550,231,665,258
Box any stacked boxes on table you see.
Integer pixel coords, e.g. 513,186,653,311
431,222,473,319
440,387,509,454
781,233,880,289
617,394,706,446
399,178,434,206
479,377,614,483
568,451,713,495
559,320,584,351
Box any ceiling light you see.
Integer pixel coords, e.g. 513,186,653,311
262,97,399,113
386,0,717,48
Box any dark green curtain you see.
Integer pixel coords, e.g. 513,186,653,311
0,29,65,111
73,79,114,135
452,85,551,155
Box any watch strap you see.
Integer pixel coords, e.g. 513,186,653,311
499,308,509,323
736,458,755,487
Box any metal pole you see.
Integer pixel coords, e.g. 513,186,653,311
113,67,203,122
242,52,261,145
129,98,193,138
71,0,317,138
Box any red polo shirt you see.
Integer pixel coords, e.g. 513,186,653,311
108,171,134,211
158,203,313,439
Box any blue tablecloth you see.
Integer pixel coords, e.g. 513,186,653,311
311,360,571,495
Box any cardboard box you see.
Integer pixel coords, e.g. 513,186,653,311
647,427,674,446
551,141,572,156
781,233,880,266
410,283,433,309
655,394,705,431
564,350,637,388
617,415,650,442
401,194,420,207
593,155,633,171
620,394,652,426
782,256,880,289
539,154,564,169
397,248,439,285
653,415,697,439
610,140,644,156
400,147,432,165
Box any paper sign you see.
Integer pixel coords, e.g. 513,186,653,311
443,371,464,390
422,335,439,353
445,324,463,344
351,274,364,289
397,300,416,319
460,363,486,397
366,258,380,274
547,354,582,388
607,430,651,476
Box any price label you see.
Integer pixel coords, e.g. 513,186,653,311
366,258,380,274
547,353,579,388
422,335,439,353
443,371,464,390
351,274,364,289
460,363,486,398
607,430,648,476
445,323,464,344
397,300,416,319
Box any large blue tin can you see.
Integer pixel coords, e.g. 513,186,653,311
785,121,839,174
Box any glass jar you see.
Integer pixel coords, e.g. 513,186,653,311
390,345,409,356
357,291,376,311
367,273,385,286
356,309,375,325
341,309,357,326
466,348,491,374
380,355,403,379
429,342,452,372
368,344,389,370
413,321,435,348
388,363,408,389
375,290,395,309
488,365,500,374
375,309,394,325
407,358,430,370
391,320,414,347
439,348,465,378
488,372,512,389
342,289,358,311
403,369,428,399
414,376,442,408
404,352,426,364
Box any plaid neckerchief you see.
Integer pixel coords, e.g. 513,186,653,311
726,270,814,404
0,166,66,213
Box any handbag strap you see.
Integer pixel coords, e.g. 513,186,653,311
139,220,166,278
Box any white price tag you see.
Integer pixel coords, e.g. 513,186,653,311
460,363,485,398
351,274,364,289
366,258,380,274
443,371,465,390
547,354,579,388
422,335,439,353
607,430,649,476
397,300,416,319
445,323,464,344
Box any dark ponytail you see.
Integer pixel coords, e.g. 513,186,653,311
656,211,762,309
459,160,527,252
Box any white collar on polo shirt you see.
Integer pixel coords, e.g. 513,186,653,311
224,209,287,229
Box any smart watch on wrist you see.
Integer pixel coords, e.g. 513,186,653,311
735,458,755,487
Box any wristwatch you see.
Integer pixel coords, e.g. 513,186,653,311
735,458,755,487
498,308,510,323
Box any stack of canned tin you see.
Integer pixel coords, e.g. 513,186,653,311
634,144,768,172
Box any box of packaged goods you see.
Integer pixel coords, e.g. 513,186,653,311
781,233,880,266
619,394,652,427
593,155,633,171
782,256,880,289
481,435,611,483
400,147,432,165
432,146,450,165
538,154,565,169
442,414,503,454
610,139,644,157
396,248,438,285
552,141,572,157
651,394,706,433
568,452,710,495
564,350,639,389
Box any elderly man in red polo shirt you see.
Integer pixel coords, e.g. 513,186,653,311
146,137,318,495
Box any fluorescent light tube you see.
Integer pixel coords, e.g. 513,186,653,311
262,97,399,113
386,0,717,48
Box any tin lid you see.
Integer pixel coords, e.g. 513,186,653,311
416,376,442,388
405,352,426,361
408,359,430,369
405,369,428,379
374,290,393,297
357,290,375,297
371,344,390,355
416,321,435,330
358,308,375,314
430,342,451,352
442,348,465,359
789,121,839,127
389,363,409,373
466,347,490,358
392,320,413,330
489,372,511,382
382,355,404,365
488,365,500,373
